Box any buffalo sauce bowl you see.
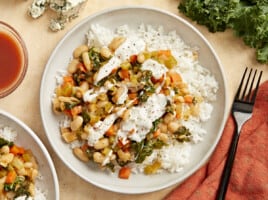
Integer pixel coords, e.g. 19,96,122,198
0,21,28,98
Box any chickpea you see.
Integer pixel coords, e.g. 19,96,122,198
70,116,83,131
80,81,89,92
82,51,92,71
94,138,109,150
80,131,89,140
167,121,180,133
158,133,169,143
181,87,189,94
52,98,61,113
117,149,131,162
73,44,89,58
61,128,78,143
67,59,79,74
24,162,33,168
108,36,126,51
30,169,39,181
137,53,145,63
73,147,89,162
0,153,14,167
174,95,184,103
0,145,10,154
158,123,168,133
93,152,105,163
163,113,175,124
100,46,112,58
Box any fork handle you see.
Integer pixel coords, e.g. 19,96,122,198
216,124,239,200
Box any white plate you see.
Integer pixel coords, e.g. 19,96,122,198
0,109,59,199
40,6,228,194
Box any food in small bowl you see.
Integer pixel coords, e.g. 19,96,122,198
0,136,39,199
0,110,59,199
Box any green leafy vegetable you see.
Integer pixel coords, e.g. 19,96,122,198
131,138,165,163
174,126,192,142
0,137,13,148
4,176,31,198
178,0,268,63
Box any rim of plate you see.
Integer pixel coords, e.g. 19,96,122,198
40,5,228,194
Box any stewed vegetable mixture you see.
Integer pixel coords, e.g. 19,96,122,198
52,28,208,179
0,137,39,199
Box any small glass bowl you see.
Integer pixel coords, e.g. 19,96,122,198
0,21,28,98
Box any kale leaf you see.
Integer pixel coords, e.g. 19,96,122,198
178,0,268,63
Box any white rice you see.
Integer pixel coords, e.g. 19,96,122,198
0,124,47,200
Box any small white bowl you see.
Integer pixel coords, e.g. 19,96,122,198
0,109,59,200
0,21,28,98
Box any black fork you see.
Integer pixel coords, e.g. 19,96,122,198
216,67,263,200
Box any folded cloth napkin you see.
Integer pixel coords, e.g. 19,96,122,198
165,80,268,200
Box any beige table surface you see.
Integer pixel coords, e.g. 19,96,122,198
0,1,268,200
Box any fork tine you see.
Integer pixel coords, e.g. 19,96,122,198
245,69,257,102
235,68,248,100
241,68,252,100
235,67,248,100
251,70,263,103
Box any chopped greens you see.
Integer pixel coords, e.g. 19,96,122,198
0,137,13,147
178,0,268,63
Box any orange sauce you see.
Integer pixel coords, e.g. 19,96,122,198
0,31,22,90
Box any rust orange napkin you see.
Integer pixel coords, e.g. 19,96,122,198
165,80,268,200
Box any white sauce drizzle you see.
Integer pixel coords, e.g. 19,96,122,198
83,83,113,102
141,59,168,79
94,37,146,84
119,93,167,142
87,107,126,146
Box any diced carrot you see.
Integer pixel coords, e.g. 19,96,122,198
71,105,82,116
132,98,139,105
111,67,118,74
118,167,131,179
153,129,161,138
10,145,25,155
105,125,116,136
119,69,130,79
63,109,72,117
130,54,137,64
128,93,137,100
184,95,193,103
176,112,181,119
157,50,171,57
63,76,74,84
117,139,130,151
5,170,17,184
77,63,87,72
128,93,139,105
168,71,182,83
81,143,89,152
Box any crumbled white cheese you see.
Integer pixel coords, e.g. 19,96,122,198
28,0,47,19
27,0,88,31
